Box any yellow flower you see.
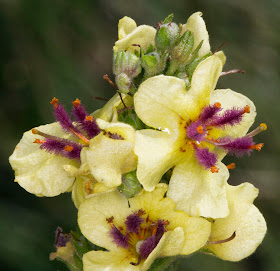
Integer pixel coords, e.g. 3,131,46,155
9,122,79,197
205,182,267,261
80,118,137,189
78,184,211,271
134,54,258,218
114,16,156,52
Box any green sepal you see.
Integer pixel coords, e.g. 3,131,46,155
155,23,179,52
145,43,155,54
185,52,211,79
118,170,142,198
163,13,174,24
199,248,216,256
118,108,147,130
147,256,178,271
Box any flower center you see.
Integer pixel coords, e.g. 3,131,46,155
106,209,169,266
183,103,266,172
32,98,100,160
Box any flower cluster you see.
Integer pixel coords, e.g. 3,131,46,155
9,12,267,271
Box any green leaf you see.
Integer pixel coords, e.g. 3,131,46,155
163,14,174,24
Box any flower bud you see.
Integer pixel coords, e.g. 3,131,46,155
113,51,141,78
155,22,179,52
171,30,194,65
141,52,160,76
118,171,142,198
115,73,131,94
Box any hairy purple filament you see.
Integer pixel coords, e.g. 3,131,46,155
40,138,82,160
185,103,260,170
34,98,100,160
125,212,144,234
72,99,100,139
107,211,168,265
110,226,130,248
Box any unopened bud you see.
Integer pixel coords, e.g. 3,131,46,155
118,171,142,198
155,22,179,52
115,73,131,94
113,51,141,78
171,30,194,65
141,52,160,76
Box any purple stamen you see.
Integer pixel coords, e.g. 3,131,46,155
139,220,166,259
125,213,144,234
54,104,81,134
139,235,157,259
155,220,165,239
72,100,100,139
54,227,70,248
110,226,130,248
40,138,82,160
186,121,206,142
198,104,222,123
194,145,217,169
219,136,254,157
209,107,245,128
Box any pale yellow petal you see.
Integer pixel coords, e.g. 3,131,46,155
83,120,137,188
214,50,226,66
128,183,169,213
210,88,256,138
9,123,77,197
92,93,132,123
142,228,184,270
135,130,183,191
187,55,223,118
118,16,137,40
78,190,131,251
206,183,267,261
83,250,139,271
134,75,195,130
114,25,156,52
130,185,211,257
167,159,229,219
181,11,210,57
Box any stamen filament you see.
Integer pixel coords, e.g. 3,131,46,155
32,129,85,148
246,123,267,138
208,231,236,245
220,69,246,77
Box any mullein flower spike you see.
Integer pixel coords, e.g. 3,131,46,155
9,11,267,270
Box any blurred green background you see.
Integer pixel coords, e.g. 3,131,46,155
1,0,279,270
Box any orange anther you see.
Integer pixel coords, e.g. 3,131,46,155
50,97,59,107
249,143,264,151
72,98,81,107
106,216,114,228
32,129,38,134
64,145,73,152
85,115,93,121
215,102,221,108
84,180,94,195
243,105,250,114
196,125,204,134
211,166,219,173
227,163,236,170
33,139,45,144
260,123,267,130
